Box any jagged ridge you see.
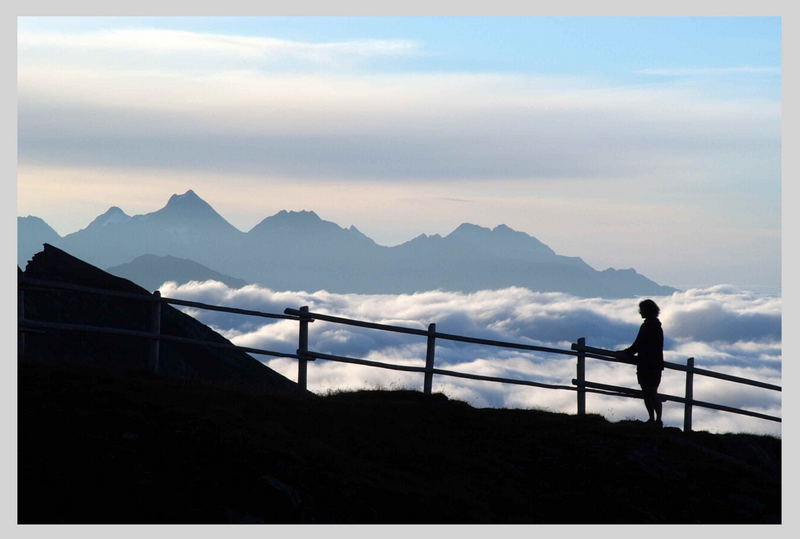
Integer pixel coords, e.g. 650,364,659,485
18,190,677,298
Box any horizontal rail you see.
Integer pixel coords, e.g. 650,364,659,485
690,365,781,392
18,316,624,394
285,308,428,336
23,316,576,392
578,343,684,370
20,327,47,335
583,351,636,365
431,366,577,391
162,297,300,321
18,312,613,396
306,350,578,391
19,319,298,359
21,318,156,340
583,350,687,371
307,351,429,373
286,308,578,356
433,331,577,356
575,343,781,392
291,313,782,396
573,379,781,423
20,276,298,321
20,276,161,302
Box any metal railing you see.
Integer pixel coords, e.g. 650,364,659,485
18,277,781,432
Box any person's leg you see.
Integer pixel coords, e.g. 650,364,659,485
643,387,656,421
653,387,663,423
638,371,656,421
653,371,663,424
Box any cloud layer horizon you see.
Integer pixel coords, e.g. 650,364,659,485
157,280,782,436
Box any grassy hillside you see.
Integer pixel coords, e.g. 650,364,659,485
19,362,780,524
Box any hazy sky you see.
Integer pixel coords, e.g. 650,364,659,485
17,16,781,290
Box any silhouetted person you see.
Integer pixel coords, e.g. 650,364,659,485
617,299,664,426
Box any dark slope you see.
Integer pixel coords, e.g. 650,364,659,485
19,364,780,524
20,243,301,395
106,254,248,291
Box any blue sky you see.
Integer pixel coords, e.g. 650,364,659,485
17,16,780,84
17,16,781,290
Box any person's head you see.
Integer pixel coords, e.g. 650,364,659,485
638,299,660,319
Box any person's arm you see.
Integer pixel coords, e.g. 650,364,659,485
616,324,644,359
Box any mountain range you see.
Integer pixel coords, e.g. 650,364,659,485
18,190,677,298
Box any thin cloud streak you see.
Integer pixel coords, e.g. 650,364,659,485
638,66,780,76
19,28,421,65
18,67,779,182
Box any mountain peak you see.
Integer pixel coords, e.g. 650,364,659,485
83,206,131,231
347,224,371,240
275,209,321,221
99,206,129,220
440,221,558,259
165,189,205,208
449,223,517,237
246,211,382,251
127,189,242,236
19,215,54,228
154,190,229,222
17,215,61,248
249,210,325,233
447,223,492,239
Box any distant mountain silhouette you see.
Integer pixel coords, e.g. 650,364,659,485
84,205,132,230
18,216,60,267
107,254,248,292
20,244,303,395
52,189,245,270
239,210,386,292
18,190,677,298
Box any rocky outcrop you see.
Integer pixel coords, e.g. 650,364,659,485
19,244,305,395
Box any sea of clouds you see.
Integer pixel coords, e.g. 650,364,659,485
158,281,782,436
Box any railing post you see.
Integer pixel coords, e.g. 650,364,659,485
18,287,25,360
576,337,586,415
684,357,695,432
424,323,436,394
297,306,310,390
151,291,162,373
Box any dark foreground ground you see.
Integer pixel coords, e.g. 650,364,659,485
19,362,780,524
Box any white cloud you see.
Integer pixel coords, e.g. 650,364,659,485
158,281,782,436
18,28,420,67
